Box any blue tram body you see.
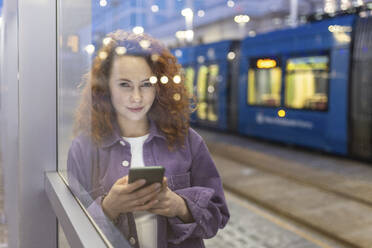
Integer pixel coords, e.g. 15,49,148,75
238,15,355,155
172,12,372,161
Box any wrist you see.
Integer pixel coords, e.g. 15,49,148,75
176,195,193,223
101,194,120,223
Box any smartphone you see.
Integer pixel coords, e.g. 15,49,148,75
128,166,165,189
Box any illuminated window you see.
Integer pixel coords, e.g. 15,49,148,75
184,67,195,97
285,56,329,111
248,58,282,107
196,64,219,122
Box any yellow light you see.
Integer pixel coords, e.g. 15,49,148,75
151,5,159,12
139,40,151,49
132,26,144,35
160,76,168,84
115,46,127,55
181,8,193,18
175,49,183,57
197,10,205,17
257,59,277,69
234,15,250,24
208,85,215,93
227,0,235,8
248,30,256,37
175,31,186,39
99,0,107,7
173,93,181,101
149,76,158,84
102,37,112,46
278,109,286,118
173,75,181,84
151,54,160,61
84,44,95,54
185,30,194,41
227,52,236,60
328,25,352,33
98,51,108,60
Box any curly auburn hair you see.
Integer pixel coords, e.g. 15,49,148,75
74,30,193,149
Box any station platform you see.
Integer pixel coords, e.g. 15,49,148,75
198,128,372,248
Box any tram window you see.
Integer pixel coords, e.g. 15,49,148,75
247,58,282,107
184,66,195,97
285,56,329,111
196,64,219,122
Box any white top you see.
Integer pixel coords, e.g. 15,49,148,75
123,134,157,248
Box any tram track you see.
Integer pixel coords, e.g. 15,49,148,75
206,141,372,248
208,141,372,208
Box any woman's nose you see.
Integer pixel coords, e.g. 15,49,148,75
131,87,142,102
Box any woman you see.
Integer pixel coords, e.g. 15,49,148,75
67,30,229,248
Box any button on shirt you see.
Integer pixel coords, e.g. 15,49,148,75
67,120,230,248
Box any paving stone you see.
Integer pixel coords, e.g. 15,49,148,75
205,193,323,248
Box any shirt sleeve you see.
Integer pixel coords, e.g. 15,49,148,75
166,136,230,244
66,137,128,243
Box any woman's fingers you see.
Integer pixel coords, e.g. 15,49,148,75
115,175,128,185
132,198,159,212
132,183,161,198
130,185,162,205
162,177,168,189
121,179,147,193
148,207,168,216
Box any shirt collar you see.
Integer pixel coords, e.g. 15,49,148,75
100,118,166,148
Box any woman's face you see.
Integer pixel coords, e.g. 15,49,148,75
108,55,156,124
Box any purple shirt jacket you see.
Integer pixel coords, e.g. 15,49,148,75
67,120,230,248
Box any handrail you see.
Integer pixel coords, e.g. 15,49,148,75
45,171,109,248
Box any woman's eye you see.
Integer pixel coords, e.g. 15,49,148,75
119,82,130,87
142,82,153,87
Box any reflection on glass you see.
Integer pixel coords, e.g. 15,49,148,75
285,56,329,111
58,223,71,248
196,64,219,122
63,31,229,247
248,58,282,107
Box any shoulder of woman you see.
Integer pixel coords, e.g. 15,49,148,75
187,127,203,142
186,127,205,153
69,134,95,154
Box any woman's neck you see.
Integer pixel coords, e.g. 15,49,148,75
117,117,150,137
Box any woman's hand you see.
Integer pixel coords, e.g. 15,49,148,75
149,178,194,223
101,176,162,221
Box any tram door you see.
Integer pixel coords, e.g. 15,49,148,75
350,16,372,161
196,64,219,124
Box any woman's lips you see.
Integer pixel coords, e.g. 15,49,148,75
128,107,144,112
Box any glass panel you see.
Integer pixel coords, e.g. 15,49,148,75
196,64,219,122
58,223,71,248
58,2,230,247
247,58,282,107
285,56,329,111
58,0,130,247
